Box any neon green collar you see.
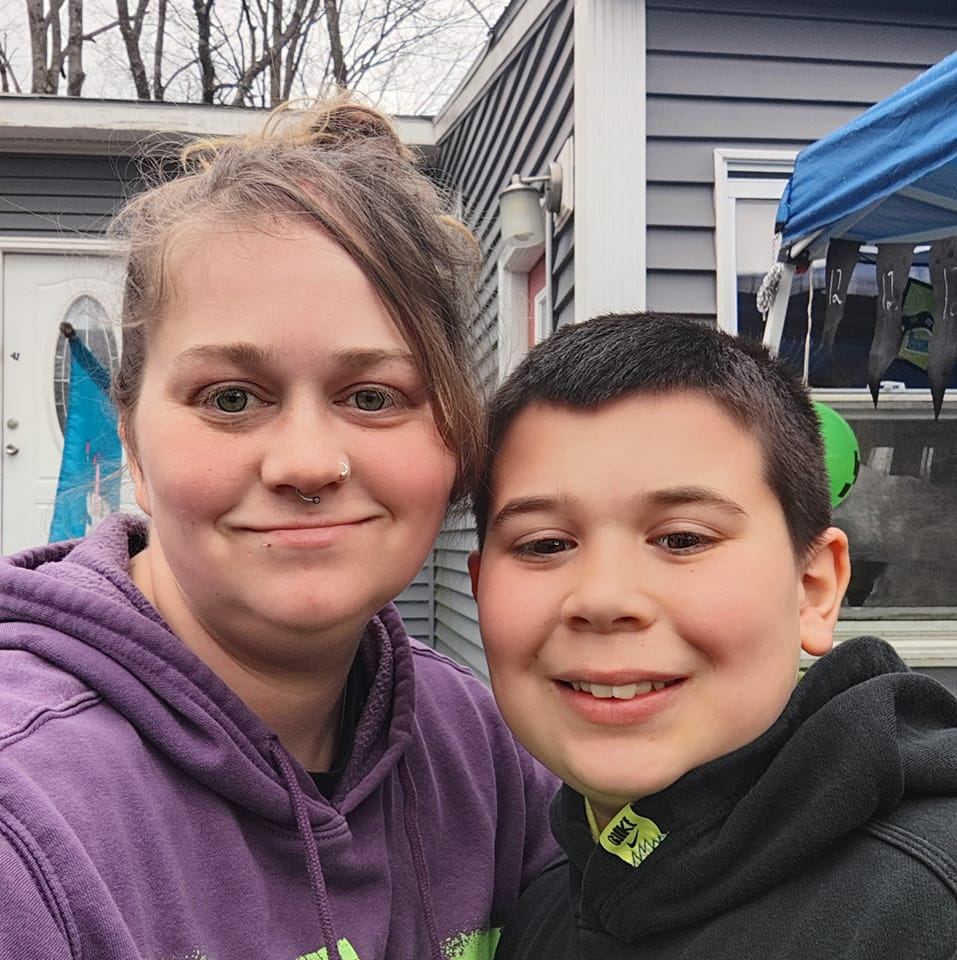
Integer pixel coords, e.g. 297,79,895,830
585,798,667,868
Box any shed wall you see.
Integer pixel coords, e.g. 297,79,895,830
644,0,957,318
435,0,574,677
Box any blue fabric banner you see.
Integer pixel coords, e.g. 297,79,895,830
49,337,122,542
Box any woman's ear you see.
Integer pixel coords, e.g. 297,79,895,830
799,526,851,657
119,417,151,517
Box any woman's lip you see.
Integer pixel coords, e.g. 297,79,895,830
243,518,371,532
244,520,371,547
553,678,685,726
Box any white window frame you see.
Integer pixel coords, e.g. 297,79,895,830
497,241,545,380
713,149,957,664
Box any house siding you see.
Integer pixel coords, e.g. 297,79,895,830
0,154,138,236
645,0,957,318
434,0,574,678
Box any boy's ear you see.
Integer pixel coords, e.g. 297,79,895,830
467,550,481,600
799,526,851,657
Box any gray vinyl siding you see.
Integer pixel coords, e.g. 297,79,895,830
645,0,957,318
394,564,434,644
433,0,574,677
0,154,139,235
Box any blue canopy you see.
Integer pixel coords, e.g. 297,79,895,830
776,51,957,259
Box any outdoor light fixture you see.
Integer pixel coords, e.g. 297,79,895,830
498,161,564,246
497,161,565,355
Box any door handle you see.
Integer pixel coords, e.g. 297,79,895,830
4,444,18,455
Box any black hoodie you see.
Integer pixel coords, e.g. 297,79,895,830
496,637,957,960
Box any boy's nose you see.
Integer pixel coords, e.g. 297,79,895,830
559,547,657,634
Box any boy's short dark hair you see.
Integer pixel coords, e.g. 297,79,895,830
473,312,831,555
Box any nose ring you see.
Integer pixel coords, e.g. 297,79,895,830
295,461,350,504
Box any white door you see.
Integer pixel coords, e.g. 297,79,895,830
2,251,124,555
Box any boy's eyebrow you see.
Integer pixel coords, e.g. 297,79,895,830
489,487,747,530
645,486,749,517
490,495,575,530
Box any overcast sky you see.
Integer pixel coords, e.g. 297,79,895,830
0,0,510,114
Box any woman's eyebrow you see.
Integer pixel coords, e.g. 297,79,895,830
332,348,417,371
171,344,416,371
173,342,278,369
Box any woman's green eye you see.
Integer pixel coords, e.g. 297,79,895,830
354,389,390,411
214,389,249,413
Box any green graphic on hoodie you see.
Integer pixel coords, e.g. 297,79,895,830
298,939,360,960
442,927,501,960
295,929,499,960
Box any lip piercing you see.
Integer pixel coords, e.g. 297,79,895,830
296,489,321,504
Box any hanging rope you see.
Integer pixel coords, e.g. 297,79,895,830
756,233,784,319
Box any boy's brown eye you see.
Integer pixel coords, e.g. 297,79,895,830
514,537,574,558
659,532,710,552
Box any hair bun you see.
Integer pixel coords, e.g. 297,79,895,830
179,92,413,173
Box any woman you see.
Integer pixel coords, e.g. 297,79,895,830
0,98,557,960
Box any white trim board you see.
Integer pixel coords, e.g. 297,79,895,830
713,148,798,334
574,0,646,322
0,96,434,156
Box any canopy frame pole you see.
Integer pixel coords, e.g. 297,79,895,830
762,262,795,356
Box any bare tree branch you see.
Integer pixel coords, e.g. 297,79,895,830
0,33,23,93
324,0,345,86
116,0,151,98
152,0,167,98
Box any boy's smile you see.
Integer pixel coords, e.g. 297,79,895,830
470,391,844,826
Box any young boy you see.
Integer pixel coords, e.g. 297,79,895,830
468,313,957,959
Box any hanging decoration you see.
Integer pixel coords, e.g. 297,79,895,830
49,322,122,542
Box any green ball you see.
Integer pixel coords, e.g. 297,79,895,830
813,401,860,508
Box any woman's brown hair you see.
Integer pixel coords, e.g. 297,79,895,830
111,93,483,501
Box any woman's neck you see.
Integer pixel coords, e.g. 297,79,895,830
130,546,359,771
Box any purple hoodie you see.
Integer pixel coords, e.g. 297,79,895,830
0,514,558,960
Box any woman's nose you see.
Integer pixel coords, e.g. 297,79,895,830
259,404,350,497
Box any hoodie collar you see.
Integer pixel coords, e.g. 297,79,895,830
554,637,957,941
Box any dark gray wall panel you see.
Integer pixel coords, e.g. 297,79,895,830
0,154,139,236
645,0,957,320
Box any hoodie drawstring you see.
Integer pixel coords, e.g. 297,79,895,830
271,740,343,960
398,753,444,960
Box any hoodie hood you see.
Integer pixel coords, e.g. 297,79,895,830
553,637,957,942
0,512,413,830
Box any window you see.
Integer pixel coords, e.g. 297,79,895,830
715,150,957,655
54,295,119,434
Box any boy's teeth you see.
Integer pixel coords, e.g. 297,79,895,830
572,679,671,699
